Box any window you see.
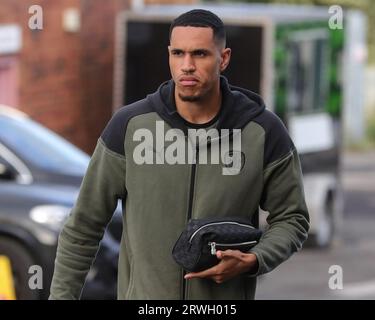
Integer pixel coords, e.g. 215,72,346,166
0,115,89,176
286,29,330,114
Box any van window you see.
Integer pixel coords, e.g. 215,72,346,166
286,29,330,114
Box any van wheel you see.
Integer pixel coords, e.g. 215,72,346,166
0,237,40,300
306,195,334,248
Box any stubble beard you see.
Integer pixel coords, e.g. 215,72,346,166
178,92,202,102
177,84,212,103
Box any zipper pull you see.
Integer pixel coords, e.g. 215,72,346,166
209,242,217,255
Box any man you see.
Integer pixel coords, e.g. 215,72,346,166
50,9,309,300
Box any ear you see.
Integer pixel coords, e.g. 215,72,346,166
220,48,231,72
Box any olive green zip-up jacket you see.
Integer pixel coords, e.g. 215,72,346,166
50,76,309,300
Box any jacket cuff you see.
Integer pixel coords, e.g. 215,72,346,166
245,249,265,277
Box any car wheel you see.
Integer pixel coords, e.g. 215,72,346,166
0,236,40,300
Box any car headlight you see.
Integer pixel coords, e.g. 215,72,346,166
29,205,71,231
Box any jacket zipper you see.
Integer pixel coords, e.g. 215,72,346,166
208,240,258,255
182,143,199,300
189,221,255,243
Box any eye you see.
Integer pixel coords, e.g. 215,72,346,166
193,50,207,57
171,49,183,56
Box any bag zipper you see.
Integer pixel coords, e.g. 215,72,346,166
208,240,258,255
189,221,255,243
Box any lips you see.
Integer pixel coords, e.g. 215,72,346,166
179,76,198,87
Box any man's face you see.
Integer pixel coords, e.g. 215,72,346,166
168,26,231,102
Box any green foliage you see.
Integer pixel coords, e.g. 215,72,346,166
327,92,341,116
348,112,375,150
367,112,375,144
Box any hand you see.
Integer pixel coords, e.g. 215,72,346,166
184,250,258,284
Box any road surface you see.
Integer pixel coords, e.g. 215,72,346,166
256,151,375,300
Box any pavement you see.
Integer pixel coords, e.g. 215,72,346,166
255,150,375,300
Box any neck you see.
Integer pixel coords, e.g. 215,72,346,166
175,81,222,124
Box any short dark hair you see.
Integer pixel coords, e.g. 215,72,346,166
169,9,226,48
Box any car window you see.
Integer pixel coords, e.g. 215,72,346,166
0,154,17,181
0,115,89,175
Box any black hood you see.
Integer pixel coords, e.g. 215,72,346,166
146,76,266,134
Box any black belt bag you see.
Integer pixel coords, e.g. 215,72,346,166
172,217,262,272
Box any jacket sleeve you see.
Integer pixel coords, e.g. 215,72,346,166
49,136,126,299
249,113,310,276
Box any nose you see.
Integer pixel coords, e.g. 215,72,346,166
181,54,195,73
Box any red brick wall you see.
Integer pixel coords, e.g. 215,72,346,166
0,0,84,148
80,0,128,153
0,0,129,153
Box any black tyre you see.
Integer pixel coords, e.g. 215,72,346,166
305,195,335,248
0,236,40,300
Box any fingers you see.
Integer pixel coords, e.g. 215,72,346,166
184,250,243,282
185,268,224,284
184,265,218,280
216,249,238,260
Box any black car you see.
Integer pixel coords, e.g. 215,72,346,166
0,105,122,300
